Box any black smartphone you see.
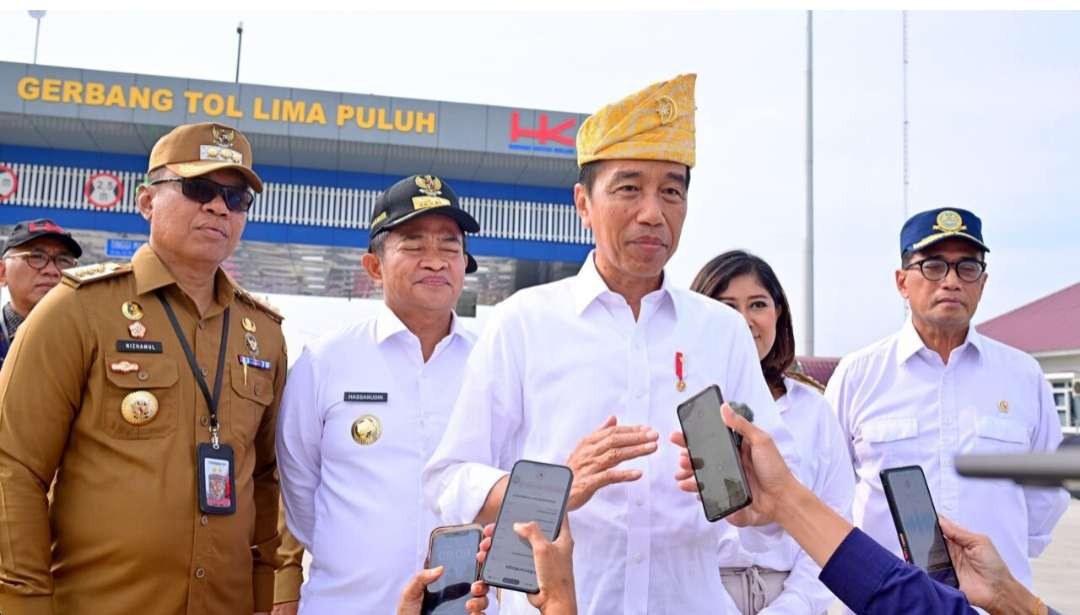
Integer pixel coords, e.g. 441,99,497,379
880,465,960,588
677,384,752,521
422,524,483,615
480,459,573,594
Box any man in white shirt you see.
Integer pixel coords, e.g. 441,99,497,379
825,206,1068,590
276,174,482,614
424,74,801,615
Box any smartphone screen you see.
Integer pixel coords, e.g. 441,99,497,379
677,385,752,521
481,460,572,594
423,525,482,615
880,466,960,588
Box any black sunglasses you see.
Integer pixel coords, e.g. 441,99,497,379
149,177,255,213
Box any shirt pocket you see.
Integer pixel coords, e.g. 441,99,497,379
228,360,274,444
974,416,1030,452
856,417,920,464
100,354,180,440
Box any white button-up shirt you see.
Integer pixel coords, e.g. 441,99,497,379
717,376,855,614
825,318,1068,588
276,304,476,614
423,253,801,615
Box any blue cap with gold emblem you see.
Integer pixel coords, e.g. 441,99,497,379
900,207,989,256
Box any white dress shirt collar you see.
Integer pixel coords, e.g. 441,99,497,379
571,250,677,318
895,315,986,366
375,302,466,350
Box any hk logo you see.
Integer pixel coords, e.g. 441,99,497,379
509,111,576,147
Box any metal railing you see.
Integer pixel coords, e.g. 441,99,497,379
0,161,593,245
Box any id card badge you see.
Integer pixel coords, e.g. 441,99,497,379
197,442,237,515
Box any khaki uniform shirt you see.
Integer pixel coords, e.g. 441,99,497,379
272,510,305,605
0,245,287,615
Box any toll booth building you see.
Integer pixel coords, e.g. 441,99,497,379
0,61,593,309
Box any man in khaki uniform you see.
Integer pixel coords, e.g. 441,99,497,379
0,122,287,615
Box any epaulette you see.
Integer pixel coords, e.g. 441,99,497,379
785,369,826,394
234,288,283,324
61,262,132,289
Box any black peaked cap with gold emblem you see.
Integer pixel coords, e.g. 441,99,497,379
368,174,480,273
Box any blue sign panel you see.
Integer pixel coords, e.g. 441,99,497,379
105,238,145,259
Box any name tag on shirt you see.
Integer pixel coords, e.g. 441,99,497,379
344,391,388,403
116,340,164,353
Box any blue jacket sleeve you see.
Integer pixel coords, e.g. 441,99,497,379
819,529,977,615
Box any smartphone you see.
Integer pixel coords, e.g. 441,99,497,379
880,465,960,588
480,459,573,594
676,384,752,521
422,524,483,615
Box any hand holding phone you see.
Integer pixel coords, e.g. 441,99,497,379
676,385,753,521
421,524,483,615
880,466,960,588
480,460,573,594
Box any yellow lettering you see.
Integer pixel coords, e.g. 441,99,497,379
203,93,225,116
253,97,271,121
336,104,354,127
62,80,83,104
16,76,39,100
84,82,105,105
104,84,126,107
307,102,326,125
415,111,436,134
394,110,414,132
281,99,305,123
184,91,203,114
151,89,173,112
41,78,62,102
377,108,393,131
225,95,243,119
356,107,376,129
128,86,150,110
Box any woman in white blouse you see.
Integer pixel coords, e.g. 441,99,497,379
691,250,855,615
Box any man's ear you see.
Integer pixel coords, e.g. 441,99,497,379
573,183,592,231
136,184,154,222
895,268,910,300
0,259,7,286
361,252,383,285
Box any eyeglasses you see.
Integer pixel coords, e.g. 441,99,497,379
904,257,986,282
4,250,78,271
149,177,255,213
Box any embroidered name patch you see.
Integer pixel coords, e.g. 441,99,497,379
344,392,388,403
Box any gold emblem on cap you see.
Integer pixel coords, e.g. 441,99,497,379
656,95,678,124
128,321,147,339
933,210,966,233
415,175,443,197
122,301,144,321
245,332,260,355
999,400,1010,413
110,360,140,374
241,317,257,333
121,390,159,426
212,125,236,148
351,414,382,445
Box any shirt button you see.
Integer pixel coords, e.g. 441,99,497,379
633,553,643,564
198,321,206,330
200,367,208,378
194,567,206,579
137,371,149,381
635,498,645,507
200,416,209,427
200,515,209,526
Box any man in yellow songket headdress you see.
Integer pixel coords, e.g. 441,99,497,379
423,74,804,614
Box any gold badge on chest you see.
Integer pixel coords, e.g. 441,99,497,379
121,390,159,425
121,301,144,321
351,414,382,446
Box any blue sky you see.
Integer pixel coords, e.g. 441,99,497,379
1,10,1077,356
